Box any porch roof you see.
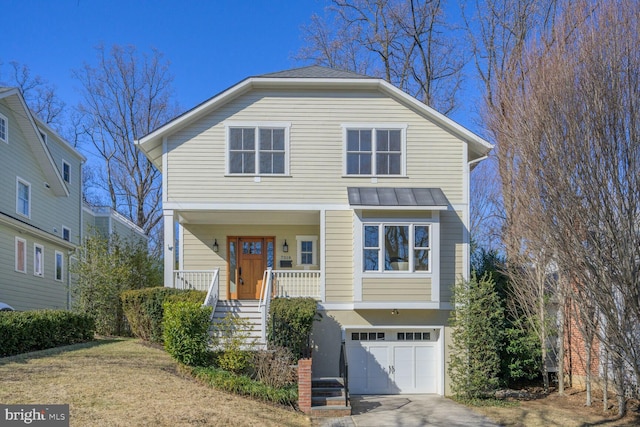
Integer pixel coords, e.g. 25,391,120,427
347,187,449,209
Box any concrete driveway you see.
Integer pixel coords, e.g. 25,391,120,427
316,395,498,427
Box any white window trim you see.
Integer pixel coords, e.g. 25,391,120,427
55,251,64,282
34,243,44,277
342,123,407,177
362,222,432,274
0,112,7,143
15,237,27,273
353,212,441,303
62,226,71,242
16,177,31,219
296,235,318,267
62,160,70,183
224,121,291,176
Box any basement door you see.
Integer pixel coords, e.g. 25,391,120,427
346,330,439,394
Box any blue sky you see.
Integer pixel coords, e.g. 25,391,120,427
3,0,480,132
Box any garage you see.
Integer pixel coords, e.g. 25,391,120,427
346,328,441,395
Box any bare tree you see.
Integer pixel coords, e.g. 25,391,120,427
488,0,640,415
297,0,465,114
0,61,66,131
73,45,178,253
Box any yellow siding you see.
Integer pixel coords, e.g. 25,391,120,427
166,89,464,205
440,210,464,302
362,277,431,301
324,211,353,302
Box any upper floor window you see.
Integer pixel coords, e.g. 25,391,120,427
16,178,31,218
226,123,290,175
62,161,70,183
55,251,64,282
363,223,430,272
62,227,70,242
344,125,405,176
0,113,7,143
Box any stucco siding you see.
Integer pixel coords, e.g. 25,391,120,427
324,210,353,303
362,277,431,301
166,89,464,205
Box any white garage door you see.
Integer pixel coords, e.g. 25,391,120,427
346,330,439,394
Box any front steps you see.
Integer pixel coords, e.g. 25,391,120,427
310,377,351,417
212,300,264,347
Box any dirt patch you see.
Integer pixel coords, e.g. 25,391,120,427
0,338,310,427
471,388,640,427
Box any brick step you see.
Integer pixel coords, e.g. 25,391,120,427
312,377,345,388
312,395,348,407
309,405,352,418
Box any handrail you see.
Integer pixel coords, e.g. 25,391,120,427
258,268,274,344
339,340,349,407
203,269,220,320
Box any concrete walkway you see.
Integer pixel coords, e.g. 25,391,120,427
315,395,498,427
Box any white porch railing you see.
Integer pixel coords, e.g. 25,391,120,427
203,269,220,320
272,270,321,299
174,270,217,291
259,268,275,344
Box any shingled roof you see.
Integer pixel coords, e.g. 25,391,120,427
258,65,372,79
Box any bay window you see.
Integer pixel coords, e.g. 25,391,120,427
363,223,431,272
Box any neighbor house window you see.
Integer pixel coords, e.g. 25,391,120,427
344,126,405,176
15,237,26,273
296,236,318,266
227,123,290,175
34,244,44,277
16,178,31,218
55,251,63,281
62,161,70,183
62,227,70,242
363,223,430,272
0,113,7,143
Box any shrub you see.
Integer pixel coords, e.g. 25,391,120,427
185,365,298,407
252,346,297,388
121,288,206,343
0,310,95,357
163,301,212,366
213,313,254,375
267,297,319,360
72,232,162,336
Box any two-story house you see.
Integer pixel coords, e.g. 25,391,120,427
136,66,492,395
0,87,85,311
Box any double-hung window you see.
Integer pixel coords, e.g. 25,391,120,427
16,178,31,218
363,223,431,272
227,123,289,175
296,235,318,266
0,112,7,143
62,161,70,183
345,125,405,176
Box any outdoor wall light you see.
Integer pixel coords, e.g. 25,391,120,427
391,309,399,315
213,239,219,252
283,239,289,253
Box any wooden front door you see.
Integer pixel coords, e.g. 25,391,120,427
237,237,266,300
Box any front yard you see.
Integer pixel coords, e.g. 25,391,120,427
0,338,309,427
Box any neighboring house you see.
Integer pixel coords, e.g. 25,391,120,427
136,66,492,395
82,203,148,245
0,87,85,311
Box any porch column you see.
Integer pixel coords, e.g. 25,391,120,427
164,210,175,288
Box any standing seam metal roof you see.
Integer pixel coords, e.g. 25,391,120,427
347,187,450,207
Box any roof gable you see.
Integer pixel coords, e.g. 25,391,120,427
0,88,69,196
136,66,493,170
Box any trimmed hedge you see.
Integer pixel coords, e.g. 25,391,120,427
121,288,207,343
163,301,212,367
267,297,319,361
185,365,298,407
0,310,95,357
